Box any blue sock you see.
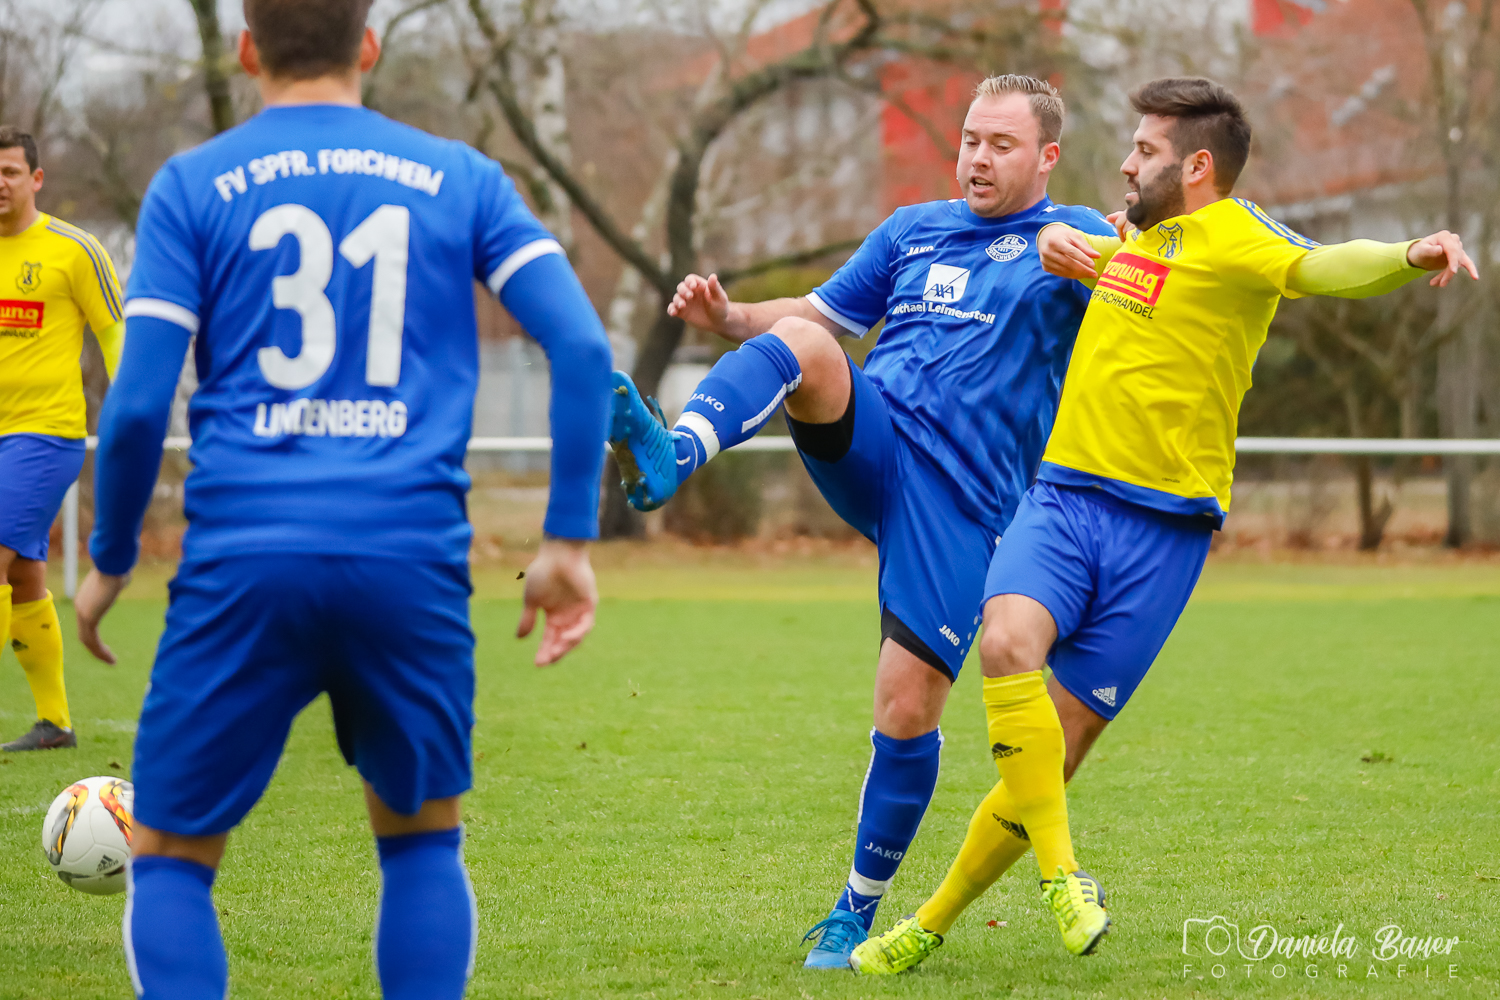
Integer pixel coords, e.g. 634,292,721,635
375,827,475,1000
672,332,802,478
124,855,227,1000
833,728,943,930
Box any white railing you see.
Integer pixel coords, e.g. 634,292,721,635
58,435,1500,598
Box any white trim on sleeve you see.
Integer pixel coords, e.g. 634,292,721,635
487,239,566,296
805,291,869,337
124,298,200,334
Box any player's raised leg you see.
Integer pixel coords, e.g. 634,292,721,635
609,281,850,510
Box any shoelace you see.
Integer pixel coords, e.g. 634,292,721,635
877,923,933,962
1046,878,1085,928
803,915,863,951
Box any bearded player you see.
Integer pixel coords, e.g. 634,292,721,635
608,75,1117,968
0,126,126,752
850,76,1477,974
73,2,611,997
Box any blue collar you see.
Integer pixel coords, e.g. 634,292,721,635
955,195,1054,227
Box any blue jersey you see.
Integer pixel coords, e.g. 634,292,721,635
807,196,1114,532
120,104,577,566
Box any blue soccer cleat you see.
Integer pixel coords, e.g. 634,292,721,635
801,909,867,970
608,370,679,511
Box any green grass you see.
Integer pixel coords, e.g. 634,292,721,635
1,557,1497,999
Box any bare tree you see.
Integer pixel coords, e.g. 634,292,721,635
1410,0,1496,545
186,0,235,134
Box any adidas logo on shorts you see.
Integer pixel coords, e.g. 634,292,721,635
1091,686,1118,708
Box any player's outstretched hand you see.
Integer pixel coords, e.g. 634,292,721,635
75,569,129,665
667,273,730,334
1407,231,1479,287
1038,224,1102,282
516,538,599,667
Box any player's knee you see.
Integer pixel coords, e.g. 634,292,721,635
978,623,1038,676
768,316,840,373
874,686,942,739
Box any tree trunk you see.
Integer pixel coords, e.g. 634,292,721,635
632,306,687,402
1354,454,1393,551
598,455,643,539
1437,293,1478,546
519,0,573,251
188,0,235,135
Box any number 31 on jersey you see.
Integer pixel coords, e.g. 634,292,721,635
250,203,410,391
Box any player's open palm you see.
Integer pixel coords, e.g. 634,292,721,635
667,273,730,334
517,540,598,667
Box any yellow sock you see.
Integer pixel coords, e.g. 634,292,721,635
983,671,1075,879
915,779,1031,934
0,584,10,664
12,591,70,730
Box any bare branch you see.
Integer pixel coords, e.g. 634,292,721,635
364,0,450,107
718,238,862,284
468,0,669,292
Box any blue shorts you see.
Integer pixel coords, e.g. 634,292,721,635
132,554,475,836
0,433,85,561
789,359,995,679
983,481,1212,720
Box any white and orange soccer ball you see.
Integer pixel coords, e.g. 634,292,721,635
41,776,134,895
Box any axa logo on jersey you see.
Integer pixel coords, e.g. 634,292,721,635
923,263,970,303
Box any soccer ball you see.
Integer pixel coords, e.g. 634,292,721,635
41,776,134,895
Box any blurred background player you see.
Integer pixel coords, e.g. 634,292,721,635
0,126,124,752
608,75,1117,968
72,2,611,997
851,76,1478,974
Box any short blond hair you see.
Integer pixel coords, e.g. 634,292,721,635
972,75,1064,146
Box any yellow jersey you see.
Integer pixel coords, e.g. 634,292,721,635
1038,197,1422,523
0,213,125,439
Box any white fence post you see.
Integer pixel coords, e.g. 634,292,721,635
63,482,79,599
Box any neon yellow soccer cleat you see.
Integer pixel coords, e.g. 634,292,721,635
1042,866,1110,956
848,915,944,975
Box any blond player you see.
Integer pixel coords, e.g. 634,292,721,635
851,77,1476,973
0,126,124,751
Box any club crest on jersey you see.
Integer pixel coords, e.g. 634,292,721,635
922,263,970,303
15,261,41,294
985,233,1028,262
1156,223,1184,259
1097,252,1169,307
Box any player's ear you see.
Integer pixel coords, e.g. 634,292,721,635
1039,141,1061,174
1185,149,1214,188
359,26,381,74
31,167,42,192
238,30,261,78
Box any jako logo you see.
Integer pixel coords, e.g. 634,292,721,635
939,625,961,646
906,244,935,256
922,263,970,303
863,842,904,860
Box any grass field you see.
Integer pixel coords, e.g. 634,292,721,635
1,552,1497,999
